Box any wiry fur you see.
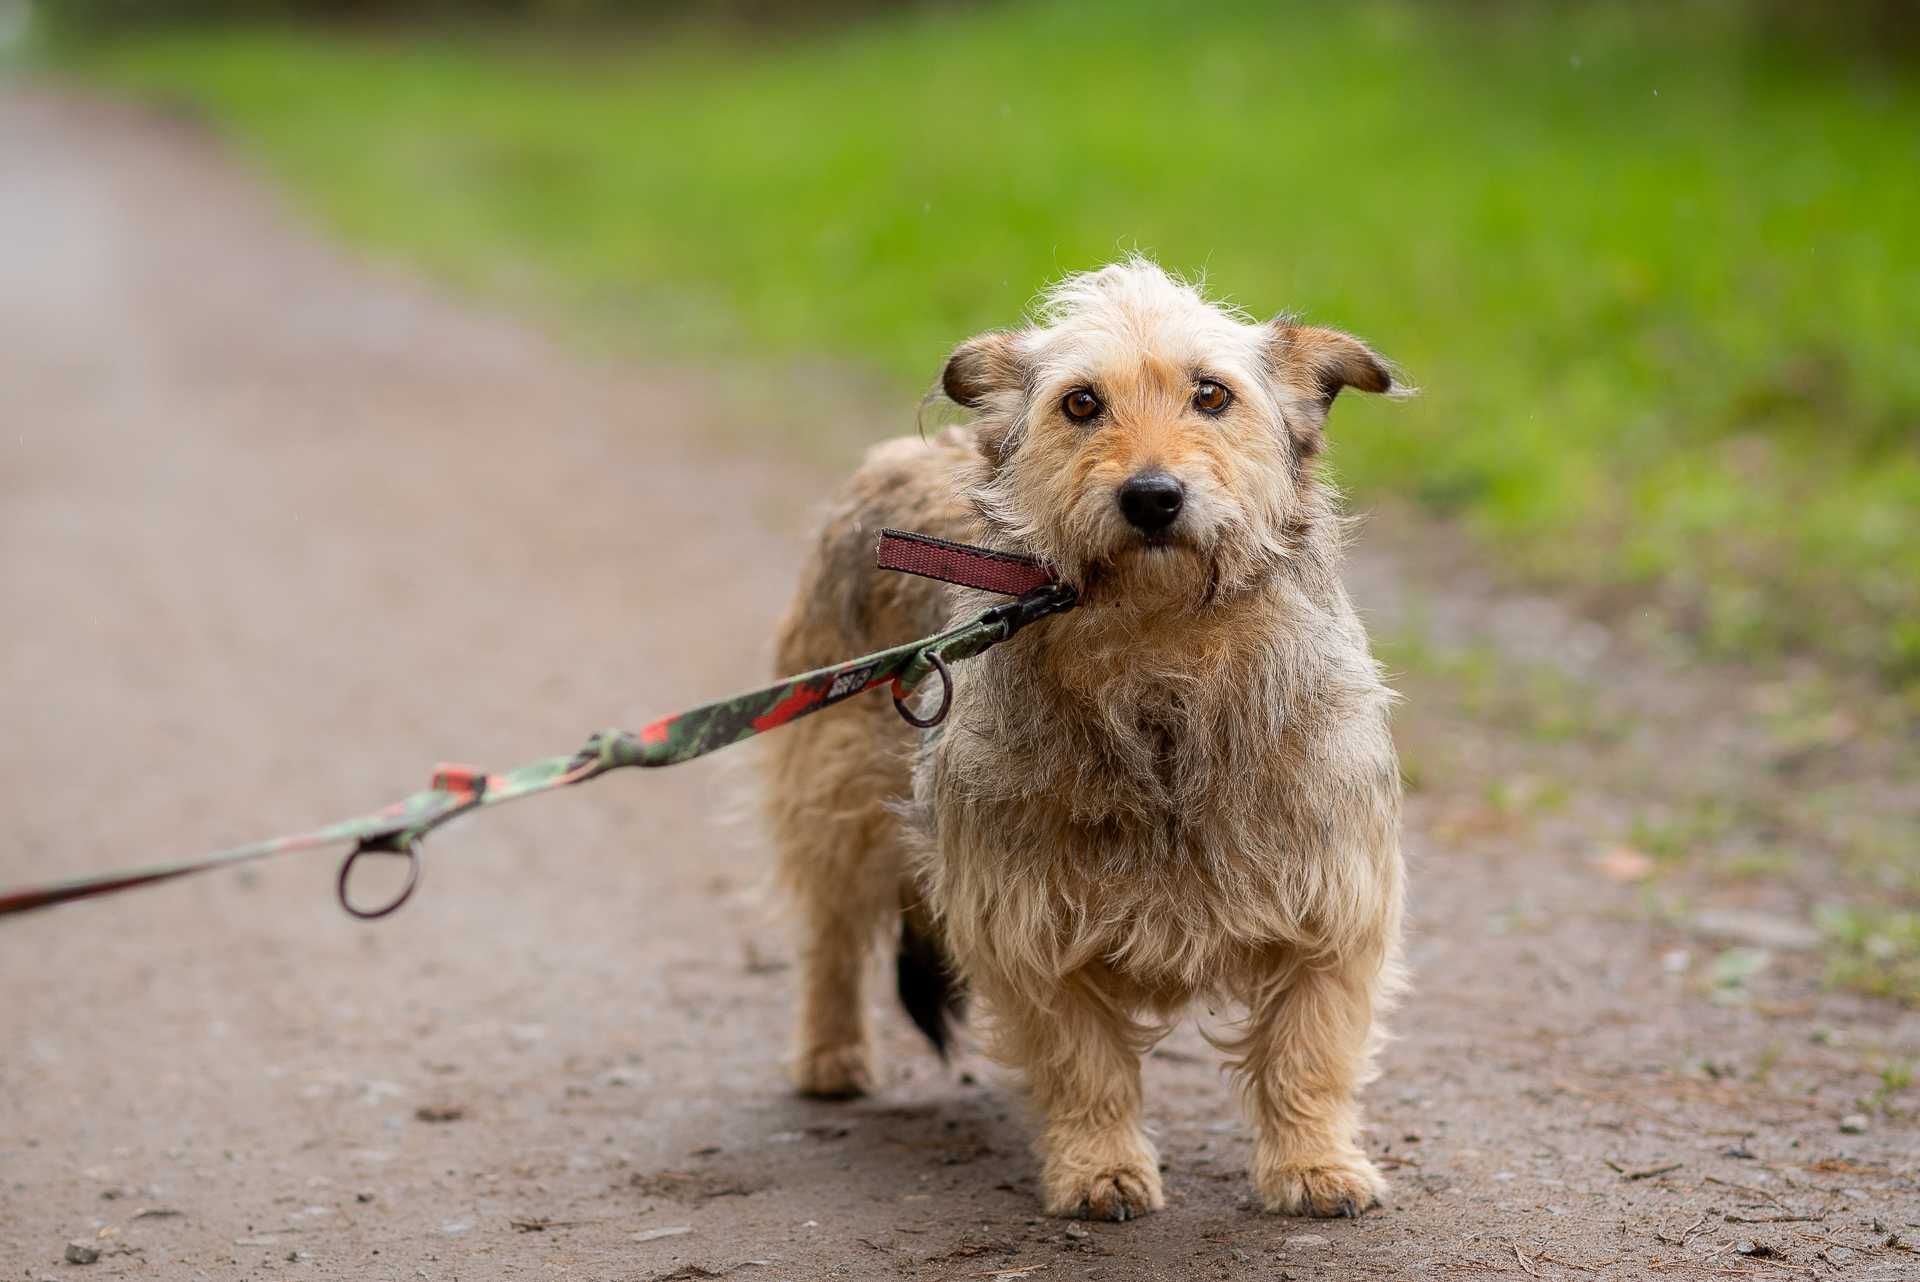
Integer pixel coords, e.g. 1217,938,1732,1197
762,259,1407,1220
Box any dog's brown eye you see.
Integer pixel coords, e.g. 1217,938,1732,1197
1062,389,1102,421
1193,380,1231,414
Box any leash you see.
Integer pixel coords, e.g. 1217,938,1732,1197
0,530,1074,923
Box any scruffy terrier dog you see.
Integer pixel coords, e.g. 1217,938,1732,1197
763,260,1406,1221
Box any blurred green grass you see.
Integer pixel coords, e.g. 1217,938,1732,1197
72,2,1920,679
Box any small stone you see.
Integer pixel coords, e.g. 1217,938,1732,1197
64,1241,101,1264
1063,1223,1090,1240
1840,1113,1870,1134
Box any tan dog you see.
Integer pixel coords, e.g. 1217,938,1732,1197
762,260,1406,1221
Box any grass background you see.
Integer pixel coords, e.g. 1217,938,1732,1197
60,0,1920,681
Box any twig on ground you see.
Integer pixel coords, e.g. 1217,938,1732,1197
1510,1243,1542,1278
1655,1211,1711,1246
1608,1159,1684,1180
1724,1213,1824,1224
1535,1253,1610,1272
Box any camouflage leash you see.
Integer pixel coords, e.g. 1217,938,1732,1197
0,531,1075,922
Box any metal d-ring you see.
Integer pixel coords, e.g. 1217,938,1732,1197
336,839,422,920
892,652,953,729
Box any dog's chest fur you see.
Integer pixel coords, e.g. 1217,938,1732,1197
912,579,1400,993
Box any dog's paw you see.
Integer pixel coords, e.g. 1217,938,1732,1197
1043,1161,1165,1222
791,1043,873,1100
1256,1153,1386,1218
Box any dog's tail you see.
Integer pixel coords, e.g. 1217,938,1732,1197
896,909,965,1058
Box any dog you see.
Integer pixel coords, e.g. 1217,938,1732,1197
762,259,1406,1221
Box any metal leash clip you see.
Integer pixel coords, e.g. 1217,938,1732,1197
889,582,1077,729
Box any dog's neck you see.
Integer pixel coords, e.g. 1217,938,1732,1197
951,526,1376,855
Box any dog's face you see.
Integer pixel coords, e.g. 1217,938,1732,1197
944,261,1399,607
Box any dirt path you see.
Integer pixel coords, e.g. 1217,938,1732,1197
1,88,1914,1282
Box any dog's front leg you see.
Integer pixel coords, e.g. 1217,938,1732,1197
985,968,1164,1221
1229,950,1388,1217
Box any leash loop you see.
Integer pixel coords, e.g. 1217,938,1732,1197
336,837,423,920
892,651,952,728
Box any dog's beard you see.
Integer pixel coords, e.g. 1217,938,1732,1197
1075,535,1220,611
1073,505,1303,614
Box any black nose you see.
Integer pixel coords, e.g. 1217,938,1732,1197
1118,470,1185,533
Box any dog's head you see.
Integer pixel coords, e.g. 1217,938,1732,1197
942,260,1404,608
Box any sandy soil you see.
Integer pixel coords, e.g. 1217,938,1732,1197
1,87,1915,1281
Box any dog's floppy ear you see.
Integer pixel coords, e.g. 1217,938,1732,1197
1269,323,1396,404
1266,322,1403,457
941,330,1026,410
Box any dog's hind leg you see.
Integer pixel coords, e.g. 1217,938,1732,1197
759,429,977,1095
764,702,912,1099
